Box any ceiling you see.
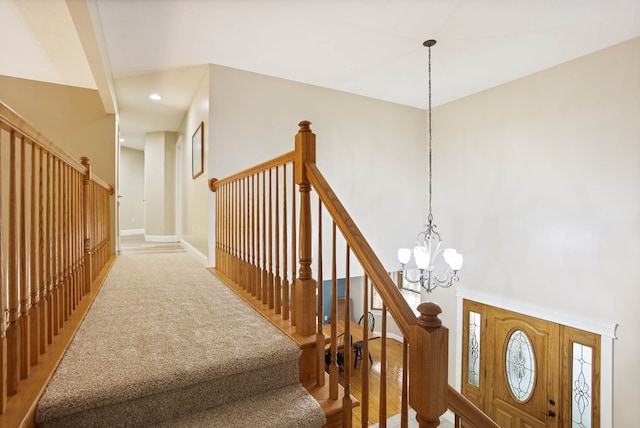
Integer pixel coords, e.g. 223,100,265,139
1,0,639,150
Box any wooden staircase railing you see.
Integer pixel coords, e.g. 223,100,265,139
0,100,114,425
209,121,498,428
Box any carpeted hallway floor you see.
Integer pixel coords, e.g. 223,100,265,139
35,247,325,427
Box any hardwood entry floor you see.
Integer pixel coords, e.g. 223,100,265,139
343,337,453,428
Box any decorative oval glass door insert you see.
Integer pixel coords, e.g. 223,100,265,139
505,329,536,401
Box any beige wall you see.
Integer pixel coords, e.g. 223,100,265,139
119,146,145,232
431,37,639,426
0,75,117,252
207,64,426,271
200,38,639,425
144,131,177,239
177,68,209,258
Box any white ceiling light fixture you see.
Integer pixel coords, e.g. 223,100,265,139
149,93,161,101
397,40,463,293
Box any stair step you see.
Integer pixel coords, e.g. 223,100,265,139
34,253,323,428
158,383,325,428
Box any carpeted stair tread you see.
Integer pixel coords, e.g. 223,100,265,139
35,253,322,427
158,383,326,428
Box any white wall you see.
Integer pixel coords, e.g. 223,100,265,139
432,37,639,426
144,131,177,240
208,63,426,275
187,37,638,425
178,67,209,259
119,146,145,233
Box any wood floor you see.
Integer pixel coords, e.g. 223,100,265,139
339,337,405,428
339,337,453,428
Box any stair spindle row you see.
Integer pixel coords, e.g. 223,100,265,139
0,101,113,415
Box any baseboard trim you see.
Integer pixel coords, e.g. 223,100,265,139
120,228,144,236
180,239,207,265
144,234,178,243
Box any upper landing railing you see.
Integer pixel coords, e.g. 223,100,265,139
0,100,113,416
209,121,498,428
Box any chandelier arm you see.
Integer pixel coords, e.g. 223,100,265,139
399,265,426,284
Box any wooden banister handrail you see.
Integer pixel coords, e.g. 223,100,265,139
447,385,500,428
305,162,416,337
209,151,295,191
0,99,114,424
208,121,498,428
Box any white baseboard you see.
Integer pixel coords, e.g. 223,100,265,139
180,239,208,266
120,228,144,236
145,234,178,243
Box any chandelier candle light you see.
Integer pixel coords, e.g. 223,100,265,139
397,39,463,293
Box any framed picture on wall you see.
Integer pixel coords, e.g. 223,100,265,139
192,121,204,179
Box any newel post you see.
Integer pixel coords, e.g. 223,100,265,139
81,157,93,293
294,121,316,336
410,302,448,428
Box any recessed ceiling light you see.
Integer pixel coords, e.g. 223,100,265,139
149,93,161,101
119,138,125,142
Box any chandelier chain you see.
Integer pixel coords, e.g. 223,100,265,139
427,41,433,224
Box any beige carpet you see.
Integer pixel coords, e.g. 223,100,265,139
35,252,325,427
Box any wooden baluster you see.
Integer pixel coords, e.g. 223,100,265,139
230,182,235,281
62,163,69,323
261,170,268,305
315,198,324,386
293,121,316,336
399,271,409,428
7,130,21,394
75,173,80,300
328,221,338,399
239,179,244,287
235,180,239,283
250,175,257,297
19,137,31,379
402,338,409,428
379,303,388,427
214,181,219,272
274,167,282,315
267,168,274,309
361,275,370,426
342,245,353,428
46,153,54,343
81,157,93,295
244,176,250,291
223,183,229,277
410,302,448,428
0,129,8,411
29,143,40,366
38,148,48,354
221,183,227,276
281,166,289,320
69,170,75,305
73,170,80,307
255,176,262,300
290,165,296,326
236,179,241,284
56,158,64,331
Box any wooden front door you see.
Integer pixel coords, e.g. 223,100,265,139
462,300,601,428
485,306,560,428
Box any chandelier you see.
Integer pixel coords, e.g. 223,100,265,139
397,39,463,293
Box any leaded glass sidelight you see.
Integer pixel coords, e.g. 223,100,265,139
467,311,481,387
572,343,593,428
505,329,535,401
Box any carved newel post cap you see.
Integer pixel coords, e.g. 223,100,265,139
208,178,218,192
298,120,312,132
417,301,443,328
80,156,90,165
